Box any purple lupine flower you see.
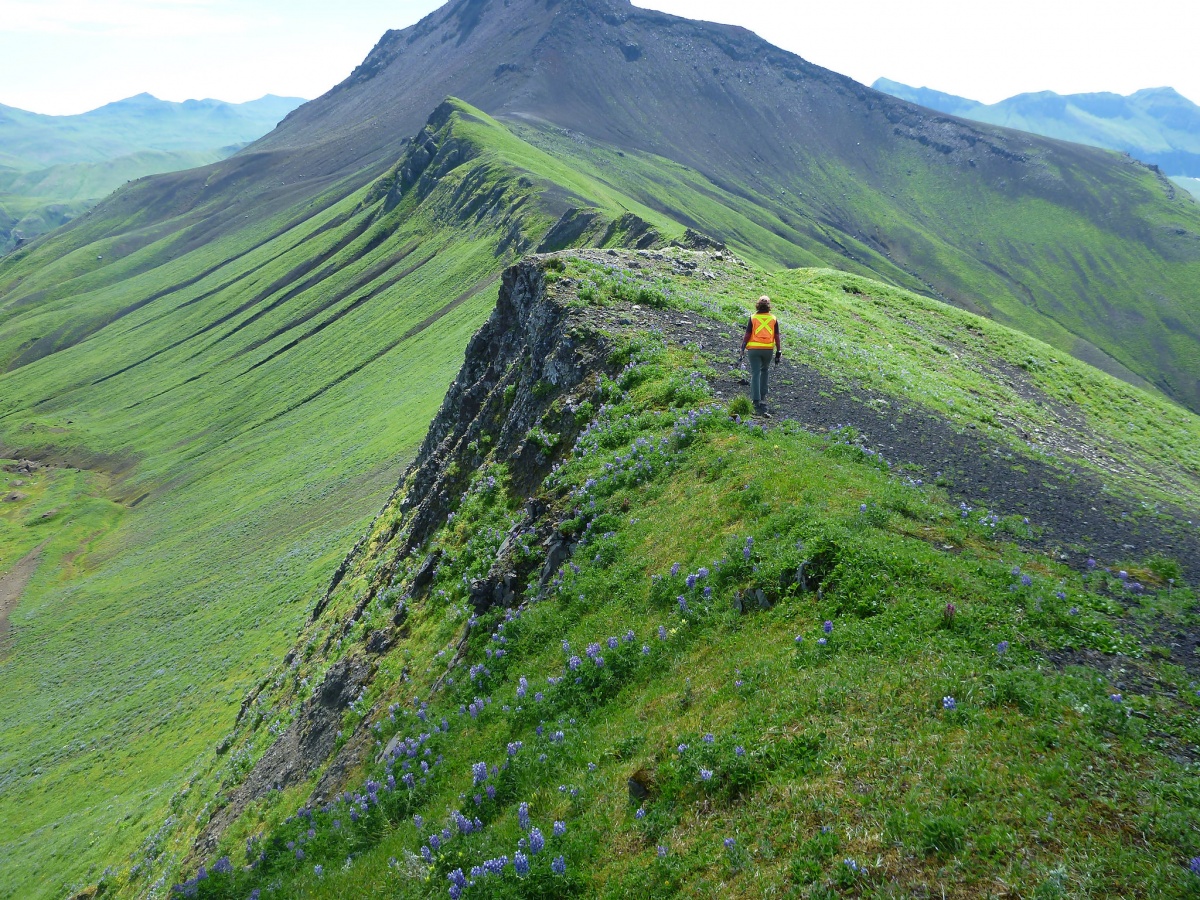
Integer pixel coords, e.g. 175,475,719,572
1086,558,1097,569
552,855,567,875
530,827,545,854
817,637,827,646
553,820,566,837
642,644,651,655
735,745,745,756
657,846,668,857
677,743,688,753
508,741,523,756
1111,693,1123,703
724,837,736,850
703,733,714,743
519,802,530,830
472,762,487,785
295,848,304,861
997,641,1009,654
429,834,441,850
823,620,833,634
1020,574,1033,587
608,636,619,649
697,567,709,579
700,768,714,781
635,808,646,819
313,864,323,876
671,563,681,576
594,655,604,667
686,574,698,589
678,596,688,612
703,585,713,598
942,696,957,710
658,625,667,640
1189,856,1200,875
514,851,530,877
487,784,496,800
569,655,582,670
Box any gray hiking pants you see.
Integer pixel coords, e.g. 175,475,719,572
748,349,773,404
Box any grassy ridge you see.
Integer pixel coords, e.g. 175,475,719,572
2,100,1199,897
503,119,1200,404
154,255,1200,898
0,105,547,899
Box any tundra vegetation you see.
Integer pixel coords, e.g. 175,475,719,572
138,252,1200,899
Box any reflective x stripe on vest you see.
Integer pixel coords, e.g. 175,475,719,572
747,313,776,349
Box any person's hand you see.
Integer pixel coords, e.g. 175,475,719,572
774,350,782,365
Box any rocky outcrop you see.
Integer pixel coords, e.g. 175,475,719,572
196,655,374,855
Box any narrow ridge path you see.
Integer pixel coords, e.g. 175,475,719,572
629,304,1200,582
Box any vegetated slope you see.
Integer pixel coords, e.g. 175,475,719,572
3,0,1200,888
142,250,1200,900
11,0,1200,409
874,78,1200,177
0,94,303,250
0,101,694,900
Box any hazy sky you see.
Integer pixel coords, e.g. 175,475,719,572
1,0,1197,115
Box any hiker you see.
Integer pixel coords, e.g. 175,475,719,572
741,295,782,415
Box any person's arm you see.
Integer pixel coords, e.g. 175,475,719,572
741,317,752,351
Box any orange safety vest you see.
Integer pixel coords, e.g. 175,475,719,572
746,313,777,349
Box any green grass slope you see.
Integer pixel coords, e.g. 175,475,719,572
503,116,1200,405
142,250,1200,899
4,97,1200,898
0,94,302,249
0,100,683,900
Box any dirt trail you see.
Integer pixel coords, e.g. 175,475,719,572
0,541,48,657
611,303,1200,582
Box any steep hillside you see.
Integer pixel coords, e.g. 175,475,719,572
874,79,1200,177
11,0,1200,408
4,0,1200,892
0,101,690,900
0,94,303,249
130,250,1200,899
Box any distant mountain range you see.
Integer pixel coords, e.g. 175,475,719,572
0,93,304,249
873,79,1200,183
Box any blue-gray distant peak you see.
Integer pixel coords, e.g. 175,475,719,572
873,78,1200,176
